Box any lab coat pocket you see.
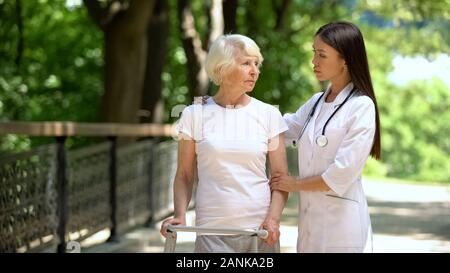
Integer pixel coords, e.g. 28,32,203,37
325,194,363,249
321,128,346,159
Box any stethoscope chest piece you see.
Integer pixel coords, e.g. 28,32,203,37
316,135,328,147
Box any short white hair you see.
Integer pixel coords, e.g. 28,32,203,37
205,34,263,85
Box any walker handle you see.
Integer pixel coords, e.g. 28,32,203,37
167,225,269,239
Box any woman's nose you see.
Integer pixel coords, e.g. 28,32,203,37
250,64,259,75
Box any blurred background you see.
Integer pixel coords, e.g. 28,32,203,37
1,0,449,183
0,0,449,253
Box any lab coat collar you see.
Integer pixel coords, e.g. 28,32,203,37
305,82,354,144
324,82,355,107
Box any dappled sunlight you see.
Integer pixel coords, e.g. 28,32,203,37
368,200,450,241
364,179,450,203
369,203,448,218
365,180,450,251
78,179,450,253
373,234,450,253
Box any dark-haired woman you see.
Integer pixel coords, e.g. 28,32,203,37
270,21,381,253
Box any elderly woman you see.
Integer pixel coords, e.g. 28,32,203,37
160,34,289,253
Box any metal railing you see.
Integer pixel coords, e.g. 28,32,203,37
0,121,299,253
0,122,176,253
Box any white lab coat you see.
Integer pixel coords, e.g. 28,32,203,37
284,82,375,253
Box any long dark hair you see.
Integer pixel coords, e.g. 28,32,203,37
315,21,381,160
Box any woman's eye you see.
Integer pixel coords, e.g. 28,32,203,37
313,50,326,58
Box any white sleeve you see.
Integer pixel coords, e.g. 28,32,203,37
177,106,194,138
283,93,322,145
268,106,289,139
283,111,303,145
321,96,376,196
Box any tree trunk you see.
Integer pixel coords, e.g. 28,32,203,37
85,0,156,123
245,0,261,36
273,0,292,31
208,0,224,48
177,0,209,98
15,0,23,69
140,0,169,124
223,0,238,34
177,0,224,98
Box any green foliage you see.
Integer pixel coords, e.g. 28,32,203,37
356,0,450,55
379,79,450,182
236,0,351,113
0,0,103,150
160,0,191,122
1,0,449,183
363,157,388,178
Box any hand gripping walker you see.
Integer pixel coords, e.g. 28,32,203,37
164,225,269,253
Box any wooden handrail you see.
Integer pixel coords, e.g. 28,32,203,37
0,122,175,137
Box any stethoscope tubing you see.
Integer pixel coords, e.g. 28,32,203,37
296,87,356,146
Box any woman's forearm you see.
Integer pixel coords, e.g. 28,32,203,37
266,190,288,222
296,175,330,192
267,133,289,221
173,173,194,219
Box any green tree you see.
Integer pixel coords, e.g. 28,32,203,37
1,0,450,183
0,0,103,150
381,79,450,182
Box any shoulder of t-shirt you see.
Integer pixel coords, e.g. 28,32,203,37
251,97,282,115
181,103,203,114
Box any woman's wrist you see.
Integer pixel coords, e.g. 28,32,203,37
265,210,282,222
295,177,302,191
173,213,186,221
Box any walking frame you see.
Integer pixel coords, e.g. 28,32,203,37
163,225,269,253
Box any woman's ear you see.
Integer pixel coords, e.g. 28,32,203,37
214,64,227,85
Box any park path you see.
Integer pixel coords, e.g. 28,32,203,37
82,179,450,253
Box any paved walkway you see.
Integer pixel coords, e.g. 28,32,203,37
81,179,450,253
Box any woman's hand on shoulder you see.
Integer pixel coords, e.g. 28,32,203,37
193,96,210,105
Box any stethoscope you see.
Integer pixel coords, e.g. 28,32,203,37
294,87,357,147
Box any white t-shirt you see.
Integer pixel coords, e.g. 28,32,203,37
177,97,288,229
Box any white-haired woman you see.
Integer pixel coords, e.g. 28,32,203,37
160,34,289,253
